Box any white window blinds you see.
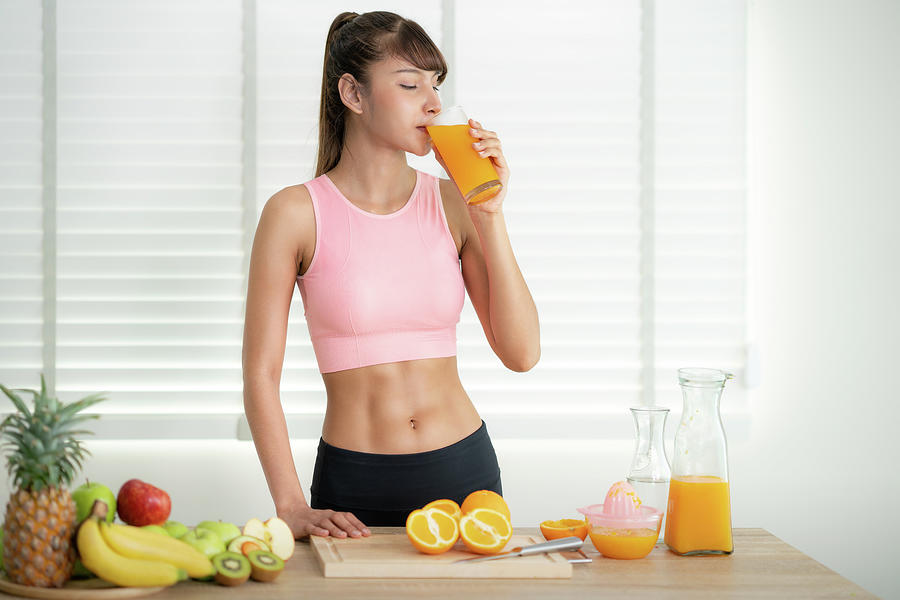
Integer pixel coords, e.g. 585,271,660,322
652,0,747,410
0,0,747,438
0,0,44,390
453,1,645,427
55,0,245,412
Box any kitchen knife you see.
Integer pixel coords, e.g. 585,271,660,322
453,536,585,564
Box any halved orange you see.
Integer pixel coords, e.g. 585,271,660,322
423,498,462,523
458,507,513,555
460,490,511,520
406,507,460,555
540,518,589,541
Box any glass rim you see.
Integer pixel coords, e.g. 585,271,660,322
429,104,467,126
628,406,671,413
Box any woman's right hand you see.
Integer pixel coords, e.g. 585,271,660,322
278,504,371,540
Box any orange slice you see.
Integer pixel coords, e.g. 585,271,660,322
423,498,462,522
540,518,589,541
460,490,510,520
458,507,513,555
406,507,460,555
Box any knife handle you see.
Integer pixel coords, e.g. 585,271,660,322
519,536,585,556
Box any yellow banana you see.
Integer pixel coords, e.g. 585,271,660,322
99,521,215,579
77,517,187,587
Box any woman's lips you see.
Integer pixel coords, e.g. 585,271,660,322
417,126,428,134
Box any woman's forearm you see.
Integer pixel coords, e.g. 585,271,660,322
243,375,308,513
470,209,541,371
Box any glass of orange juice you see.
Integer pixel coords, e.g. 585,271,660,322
426,105,502,205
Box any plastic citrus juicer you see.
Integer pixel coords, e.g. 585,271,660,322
577,481,662,559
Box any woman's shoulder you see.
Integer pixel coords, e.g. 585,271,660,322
263,183,313,220
258,183,316,249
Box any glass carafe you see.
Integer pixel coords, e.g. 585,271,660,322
626,407,671,540
664,368,734,555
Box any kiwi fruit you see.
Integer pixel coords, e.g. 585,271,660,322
247,549,285,582
211,551,251,586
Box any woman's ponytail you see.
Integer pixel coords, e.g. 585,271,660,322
315,12,358,177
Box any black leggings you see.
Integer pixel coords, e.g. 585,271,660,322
310,420,502,526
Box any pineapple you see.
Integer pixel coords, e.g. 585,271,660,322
0,375,106,587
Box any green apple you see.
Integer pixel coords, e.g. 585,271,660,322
163,520,188,538
180,528,225,559
142,524,169,537
72,480,116,524
195,520,241,546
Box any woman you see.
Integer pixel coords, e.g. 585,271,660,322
242,11,539,540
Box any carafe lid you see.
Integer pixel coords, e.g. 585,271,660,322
678,368,733,388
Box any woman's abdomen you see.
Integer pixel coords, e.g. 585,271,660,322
320,356,482,454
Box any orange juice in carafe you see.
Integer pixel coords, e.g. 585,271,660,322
664,368,734,556
664,476,732,554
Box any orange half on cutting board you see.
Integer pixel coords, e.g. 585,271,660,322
459,507,513,555
406,507,460,555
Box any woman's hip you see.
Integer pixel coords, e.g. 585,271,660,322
310,419,502,521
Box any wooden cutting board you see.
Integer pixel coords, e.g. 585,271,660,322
311,532,573,579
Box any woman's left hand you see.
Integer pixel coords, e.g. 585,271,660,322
433,118,509,214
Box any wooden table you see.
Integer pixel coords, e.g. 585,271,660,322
0,528,874,599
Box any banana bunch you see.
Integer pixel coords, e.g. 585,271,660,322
77,516,215,587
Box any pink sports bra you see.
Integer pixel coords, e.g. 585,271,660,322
296,169,465,373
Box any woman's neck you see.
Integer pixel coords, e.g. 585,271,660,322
329,127,416,213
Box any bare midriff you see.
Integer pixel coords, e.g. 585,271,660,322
320,356,482,454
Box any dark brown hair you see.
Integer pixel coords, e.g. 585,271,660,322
315,11,448,177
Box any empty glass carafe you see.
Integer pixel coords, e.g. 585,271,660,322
626,407,671,540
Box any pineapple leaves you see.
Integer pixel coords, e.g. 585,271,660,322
0,375,107,489
0,384,31,420
53,415,101,432
57,393,108,421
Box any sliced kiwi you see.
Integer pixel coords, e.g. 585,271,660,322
211,551,250,586
247,549,285,582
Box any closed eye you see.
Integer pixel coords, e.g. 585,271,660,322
400,84,441,92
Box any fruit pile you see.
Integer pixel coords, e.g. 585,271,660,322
0,377,295,590
405,490,513,556
69,478,294,588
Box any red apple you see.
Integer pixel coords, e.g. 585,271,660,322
116,479,172,526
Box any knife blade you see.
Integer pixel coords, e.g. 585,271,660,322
453,536,585,564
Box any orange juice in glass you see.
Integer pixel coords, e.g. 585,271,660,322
426,105,502,205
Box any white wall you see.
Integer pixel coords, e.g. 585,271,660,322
2,1,897,597
743,0,900,597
